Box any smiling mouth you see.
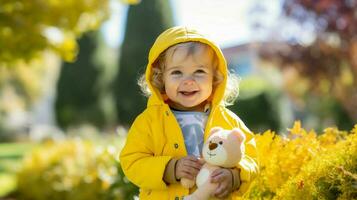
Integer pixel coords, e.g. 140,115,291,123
179,91,198,96
207,152,216,157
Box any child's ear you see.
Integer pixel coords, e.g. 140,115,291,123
232,128,246,143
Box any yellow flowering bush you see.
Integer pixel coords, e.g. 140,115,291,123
244,122,357,199
15,122,357,199
16,139,138,200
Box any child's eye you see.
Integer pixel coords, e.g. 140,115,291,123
195,69,206,74
170,70,182,75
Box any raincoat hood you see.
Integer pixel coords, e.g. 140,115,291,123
120,28,259,197
145,26,228,107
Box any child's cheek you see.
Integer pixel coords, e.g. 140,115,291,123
196,77,212,85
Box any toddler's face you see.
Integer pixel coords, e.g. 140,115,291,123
163,46,214,111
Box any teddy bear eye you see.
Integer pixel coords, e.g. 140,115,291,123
219,141,223,145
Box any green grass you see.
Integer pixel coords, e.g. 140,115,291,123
0,142,35,197
0,142,34,157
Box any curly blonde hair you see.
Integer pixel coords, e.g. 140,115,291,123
138,42,240,105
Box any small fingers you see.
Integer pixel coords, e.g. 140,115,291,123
211,170,225,183
210,169,233,198
185,155,200,162
197,157,206,165
179,166,200,180
181,170,195,180
177,167,195,179
214,182,230,198
215,189,230,199
183,160,202,171
176,156,204,180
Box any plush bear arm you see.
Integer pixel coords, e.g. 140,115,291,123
163,158,180,185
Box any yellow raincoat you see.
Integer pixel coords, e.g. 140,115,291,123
119,26,259,199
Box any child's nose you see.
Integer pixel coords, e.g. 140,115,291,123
182,77,195,85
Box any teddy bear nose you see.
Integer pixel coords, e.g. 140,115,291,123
209,142,218,150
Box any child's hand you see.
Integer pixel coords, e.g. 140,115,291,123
175,155,204,180
210,168,233,199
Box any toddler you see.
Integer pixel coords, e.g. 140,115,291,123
120,26,258,199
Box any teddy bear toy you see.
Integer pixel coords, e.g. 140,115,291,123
181,127,245,200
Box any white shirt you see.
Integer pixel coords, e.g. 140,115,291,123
171,110,209,157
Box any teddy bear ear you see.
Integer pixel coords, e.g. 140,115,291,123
210,127,223,135
232,128,246,142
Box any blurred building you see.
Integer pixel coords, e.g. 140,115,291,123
221,42,295,133
222,43,258,76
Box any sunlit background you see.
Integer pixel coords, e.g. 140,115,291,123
0,0,356,199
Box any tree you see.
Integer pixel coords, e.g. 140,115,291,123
259,0,357,124
0,0,109,65
113,0,174,126
55,31,106,128
0,0,137,134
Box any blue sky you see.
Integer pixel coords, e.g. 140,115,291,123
101,0,282,48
